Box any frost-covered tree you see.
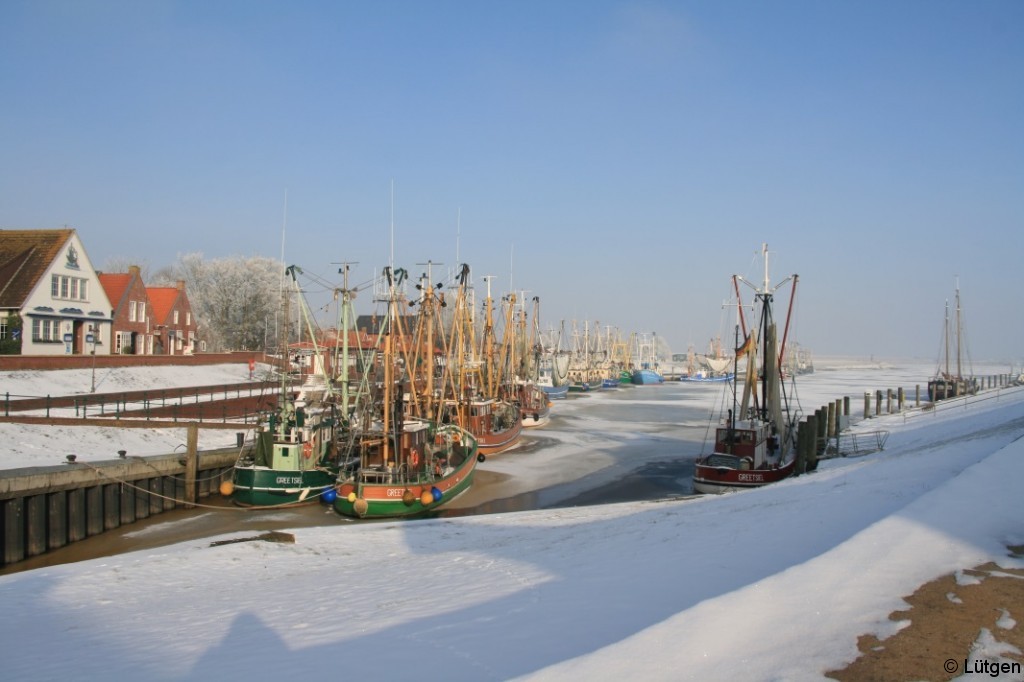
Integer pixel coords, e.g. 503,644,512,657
164,253,286,352
99,258,153,279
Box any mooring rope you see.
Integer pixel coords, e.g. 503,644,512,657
76,460,332,512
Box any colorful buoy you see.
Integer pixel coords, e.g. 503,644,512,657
218,481,234,496
353,498,369,517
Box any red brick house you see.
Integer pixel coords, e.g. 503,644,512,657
147,280,198,355
98,265,154,355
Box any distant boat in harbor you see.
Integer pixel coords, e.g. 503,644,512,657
630,332,664,384
928,281,978,402
680,371,734,383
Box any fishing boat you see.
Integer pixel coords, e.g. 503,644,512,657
680,371,735,383
631,332,664,384
229,266,342,506
229,380,341,506
693,244,800,495
537,322,571,398
436,266,525,454
537,370,569,400
518,380,552,427
927,282,978,402
331,266,481,519
333,393,480,518
567,320,604,392
508,294,552,427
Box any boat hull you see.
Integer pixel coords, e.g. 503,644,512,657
230,466,337,506
333,429,479,519
540,384,569,400
476,419,524,455
631,369,664,385
680,373,734,383
692,459,795,495
521,405,551,428
927,377,978,402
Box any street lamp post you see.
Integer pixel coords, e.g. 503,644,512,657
89,325,98,393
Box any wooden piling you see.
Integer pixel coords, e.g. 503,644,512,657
185,423,199,509
807,413,820,471
795,419,808,474
85,485,103,537
47,491,67,551
67,488,86,542
864,392,871,419
26,494,46,557
2,498,24,565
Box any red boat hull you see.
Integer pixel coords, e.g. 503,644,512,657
692,458,795,495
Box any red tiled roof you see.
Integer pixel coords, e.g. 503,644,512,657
146,287,179,325
98,273,132,310
0,229,74,308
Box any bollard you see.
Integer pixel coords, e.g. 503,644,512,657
875,390,883,416
827,402,837,439
864,392,871,419
898,387,905,412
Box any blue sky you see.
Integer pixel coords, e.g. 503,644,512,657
3,1,1022,363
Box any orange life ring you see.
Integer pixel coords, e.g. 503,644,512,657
410,448,420,467
303,441,313,459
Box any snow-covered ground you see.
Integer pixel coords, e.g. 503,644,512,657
1,357,1023,680
0,362,269,469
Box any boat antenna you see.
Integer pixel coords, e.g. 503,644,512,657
278,188,288,348
389,179,395,270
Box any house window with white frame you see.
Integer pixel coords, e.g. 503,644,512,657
174,310,179,324
50,275,88,301
129,301,137,322
31,318,60,342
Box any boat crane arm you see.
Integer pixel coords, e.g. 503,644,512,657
778,274,799,370
732,275,749,340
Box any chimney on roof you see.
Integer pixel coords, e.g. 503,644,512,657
129,265,141,275
176,279,185,290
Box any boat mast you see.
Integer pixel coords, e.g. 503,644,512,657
955,280,962,380
943,299,951,379
728,323,739,450
337,262,354,415
735,243,795,425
